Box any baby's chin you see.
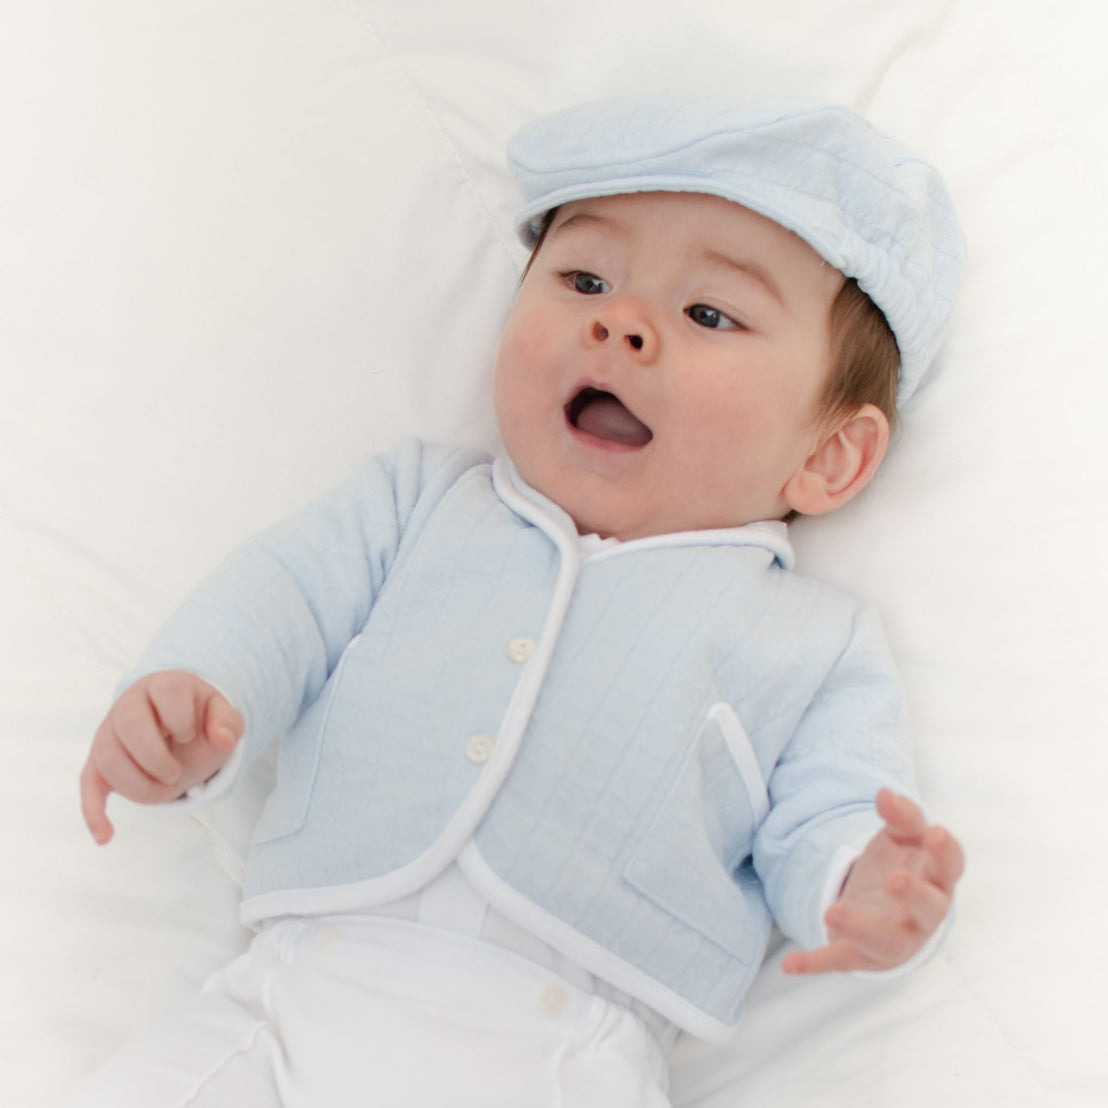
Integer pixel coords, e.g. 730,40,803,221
509,451,776,541
553,485,691,541
554,493,645,543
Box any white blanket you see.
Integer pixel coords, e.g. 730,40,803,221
3,2,1106,1105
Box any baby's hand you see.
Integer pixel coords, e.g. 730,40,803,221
79,670,243,845
782,789,964,976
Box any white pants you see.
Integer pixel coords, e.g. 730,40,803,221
63,916,672,1107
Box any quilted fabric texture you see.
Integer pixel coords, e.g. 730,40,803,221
509,93,965,406
118,440,911,1035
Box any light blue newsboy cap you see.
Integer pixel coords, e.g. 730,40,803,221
508,93,964,407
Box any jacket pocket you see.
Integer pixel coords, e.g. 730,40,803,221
621,703,770,964
250,634,362,845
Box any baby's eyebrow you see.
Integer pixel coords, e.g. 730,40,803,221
699,248,784,305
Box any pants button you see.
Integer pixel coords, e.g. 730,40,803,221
539,983,567,1015
313,925,340,954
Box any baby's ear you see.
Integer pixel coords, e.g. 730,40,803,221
782,404,890,516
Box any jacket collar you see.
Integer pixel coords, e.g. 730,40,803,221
492,457,795,571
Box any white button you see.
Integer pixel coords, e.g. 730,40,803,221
506,637,535,663
313,925,340,955
464,733,495,764
539,983,567,1015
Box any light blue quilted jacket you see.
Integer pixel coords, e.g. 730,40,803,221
126,439,915,1038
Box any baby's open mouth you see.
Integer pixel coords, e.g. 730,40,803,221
566,387,653,447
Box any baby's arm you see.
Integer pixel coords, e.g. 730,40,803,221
79,670,243,845
77,443,484,846
751,603,963,976
782,789,964,975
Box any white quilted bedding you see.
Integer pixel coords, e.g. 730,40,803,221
3,2,1106,1104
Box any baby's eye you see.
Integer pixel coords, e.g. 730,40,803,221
686,303,742,331
566,271,610,295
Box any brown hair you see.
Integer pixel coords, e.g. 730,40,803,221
520,211,557,280
821,276,900,436
522,208,901,432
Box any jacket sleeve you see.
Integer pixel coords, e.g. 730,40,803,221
117,439,486,781
750,603,919,951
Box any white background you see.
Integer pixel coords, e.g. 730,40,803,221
2,2,1106,1104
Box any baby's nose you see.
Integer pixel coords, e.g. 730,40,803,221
591,321,647,351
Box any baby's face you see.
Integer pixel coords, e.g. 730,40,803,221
493,191,843,539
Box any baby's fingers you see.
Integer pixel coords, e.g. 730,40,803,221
887,869,950,934
822,903,916,968
204,694,244,753
875,789,928,842
782,942,871,975
923,825,965,894
146,670,201,748
80,716,178,845
79,761,114,845
112,692,183,787
91,721,178,805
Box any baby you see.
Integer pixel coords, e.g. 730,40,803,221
71,93,965,1106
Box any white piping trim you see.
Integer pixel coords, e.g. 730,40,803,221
493,457,580,540
457,842,736,1042
707,703,770,825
